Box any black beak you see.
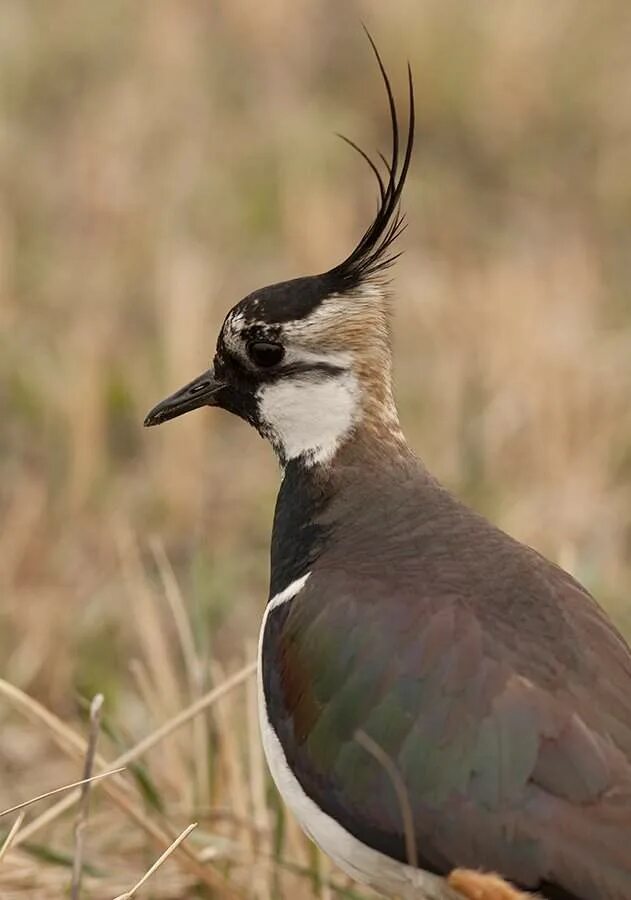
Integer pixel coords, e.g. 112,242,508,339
144,368,223,427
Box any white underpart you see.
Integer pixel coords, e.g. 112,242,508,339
258,575,455,900
257,367,360,466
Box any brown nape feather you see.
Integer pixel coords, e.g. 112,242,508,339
353,336,407,452
289,284,407,452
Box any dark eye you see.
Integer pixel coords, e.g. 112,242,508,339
247,341,285,368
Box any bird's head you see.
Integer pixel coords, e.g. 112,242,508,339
145,36,414,469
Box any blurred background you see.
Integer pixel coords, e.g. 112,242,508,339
1,1,631,897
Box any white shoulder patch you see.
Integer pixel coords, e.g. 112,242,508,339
267,572,311,611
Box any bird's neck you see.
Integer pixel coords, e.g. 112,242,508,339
268,419,418,600
269,457,332,598
354,358,408,455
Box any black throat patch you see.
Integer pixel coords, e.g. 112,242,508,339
269,459,333,598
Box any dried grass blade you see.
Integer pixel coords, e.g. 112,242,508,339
0,812,25,863
111,822,197,900
0,769,125,819
150,537,211,807
70,692,104,900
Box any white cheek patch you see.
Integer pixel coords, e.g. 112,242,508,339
257,371,360,466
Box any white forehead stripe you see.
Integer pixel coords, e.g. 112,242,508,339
257,370,360,466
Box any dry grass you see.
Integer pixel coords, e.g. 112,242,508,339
0,583,367,898
1,1,631,897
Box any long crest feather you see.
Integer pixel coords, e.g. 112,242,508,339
326,29,415,291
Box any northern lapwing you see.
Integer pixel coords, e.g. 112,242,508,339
145,35,631,900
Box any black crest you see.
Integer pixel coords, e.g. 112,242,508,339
325,30,415,292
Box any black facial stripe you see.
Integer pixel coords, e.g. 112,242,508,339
248,360,347,386
217,341,346,385
278,361,347,380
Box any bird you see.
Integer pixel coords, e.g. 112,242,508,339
144,33,631,900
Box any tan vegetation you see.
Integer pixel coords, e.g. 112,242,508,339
1,1,630,896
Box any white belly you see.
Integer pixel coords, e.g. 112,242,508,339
257,575,455,899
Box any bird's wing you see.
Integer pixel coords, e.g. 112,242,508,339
262,564,631,900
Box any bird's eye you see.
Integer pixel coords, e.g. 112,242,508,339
247,341,285,368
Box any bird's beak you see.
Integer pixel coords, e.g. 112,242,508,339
144,368,223,427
